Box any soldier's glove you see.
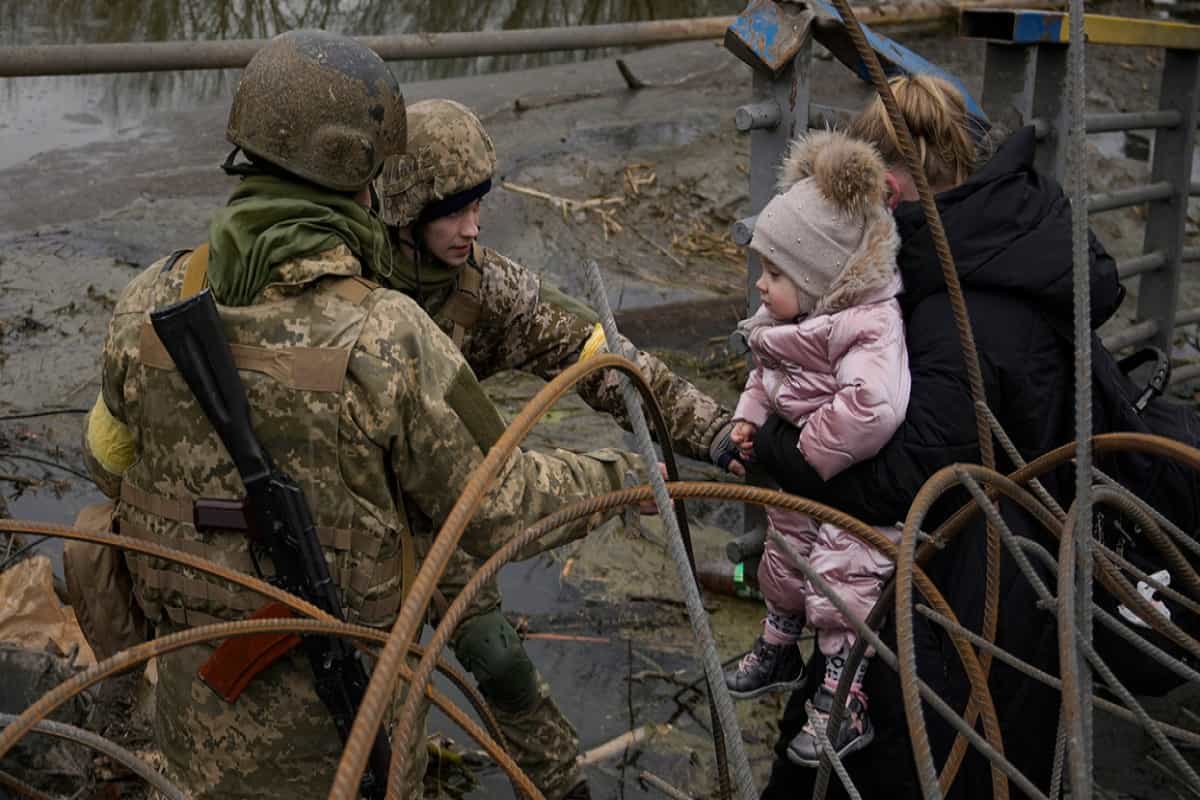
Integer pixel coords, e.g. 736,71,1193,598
709,421,746,476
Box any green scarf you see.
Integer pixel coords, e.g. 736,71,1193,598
207,174,394,306
376,235,461,296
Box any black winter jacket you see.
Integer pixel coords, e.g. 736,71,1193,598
757,127,1124,800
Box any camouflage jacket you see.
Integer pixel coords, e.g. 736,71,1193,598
85,244,642,799
416,245,732,462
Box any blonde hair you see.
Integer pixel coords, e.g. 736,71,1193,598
848,74,976,190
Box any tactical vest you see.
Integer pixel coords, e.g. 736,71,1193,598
438,244,484,348
117,247,413,629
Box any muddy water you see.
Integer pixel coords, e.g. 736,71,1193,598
0,0,738,170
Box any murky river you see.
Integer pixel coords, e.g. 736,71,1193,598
0,0,739,169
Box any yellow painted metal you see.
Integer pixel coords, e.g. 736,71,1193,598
1077,13,1200,49
961,9,1200,50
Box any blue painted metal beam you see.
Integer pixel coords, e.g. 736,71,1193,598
807,0,988,124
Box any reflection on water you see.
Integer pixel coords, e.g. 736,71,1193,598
0,0,738,170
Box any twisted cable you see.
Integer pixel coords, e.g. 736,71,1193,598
389,478,1004,799
0,712,186,799
328,354,677,800
819,10,1004,796
1065,0,1096,785
913,604,1200,747
584,259,746,800
0,618,539,800
0,519,503,750
0,771,52,800
767,529,1050,800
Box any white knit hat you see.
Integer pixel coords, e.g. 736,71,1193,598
749,130,889,306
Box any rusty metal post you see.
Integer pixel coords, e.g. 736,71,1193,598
979,39,1067,179
1139,50,1200,354
981,42,1038,136
725,1,814,536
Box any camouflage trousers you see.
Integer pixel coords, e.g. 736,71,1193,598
154,622,428,799
439,549,583,799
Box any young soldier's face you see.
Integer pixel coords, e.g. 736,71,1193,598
423,200,482,267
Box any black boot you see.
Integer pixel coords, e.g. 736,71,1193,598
786,682,874,766
724,635,805,699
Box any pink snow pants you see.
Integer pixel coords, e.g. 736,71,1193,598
757,507,900,656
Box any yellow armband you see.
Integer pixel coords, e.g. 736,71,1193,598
85,393,136,476
579,323,607,362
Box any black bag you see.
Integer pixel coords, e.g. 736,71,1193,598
1088,338,1200,694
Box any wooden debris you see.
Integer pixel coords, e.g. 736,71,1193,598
524,632,611,645
624,163,657,196
577,723,672,767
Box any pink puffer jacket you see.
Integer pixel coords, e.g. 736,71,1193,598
734,273,910,481
732,128,912,653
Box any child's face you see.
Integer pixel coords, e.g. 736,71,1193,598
755,258,808,321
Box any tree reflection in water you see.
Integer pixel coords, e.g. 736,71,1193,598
0,0,737,162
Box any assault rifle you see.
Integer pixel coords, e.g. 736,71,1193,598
150,289,391,800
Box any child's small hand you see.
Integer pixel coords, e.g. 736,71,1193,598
639,462,670,514
730,421,758,458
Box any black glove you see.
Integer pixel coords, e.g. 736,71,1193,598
709,420,747,473
753,415,823,496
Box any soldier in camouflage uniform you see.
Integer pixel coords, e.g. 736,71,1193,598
371,98,741,800
81,32,645,800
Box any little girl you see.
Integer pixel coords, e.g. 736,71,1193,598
724,130,910,764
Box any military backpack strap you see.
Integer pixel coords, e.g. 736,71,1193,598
326,275,379,307
180,243,211,300
324,272,418,599
439,248,484,348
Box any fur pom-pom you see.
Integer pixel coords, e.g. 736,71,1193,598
777,130,887,217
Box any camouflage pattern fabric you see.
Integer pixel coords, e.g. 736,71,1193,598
154,623,429,800
412,245,731,799
88,244,644,799
429,246,732,462
490,677,583,795
376,98,496,228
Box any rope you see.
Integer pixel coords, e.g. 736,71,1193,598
964,479,1200,796
1049,711,1067,800
977,401,1066,520
1011,534,1200,693
379,479,1001,800
584,259,750,800
334,354,686,800
1094,467,1200,561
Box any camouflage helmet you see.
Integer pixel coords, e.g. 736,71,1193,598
226,30,406,193
375,99,496,227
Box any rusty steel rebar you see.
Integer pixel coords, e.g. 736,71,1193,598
384,479,1008,800
0,518,503,753
820,1,1003,795
330,354,690,800
0,713,186,799
0,618,541,799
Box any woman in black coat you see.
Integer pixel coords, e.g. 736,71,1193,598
755,75,1126,799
